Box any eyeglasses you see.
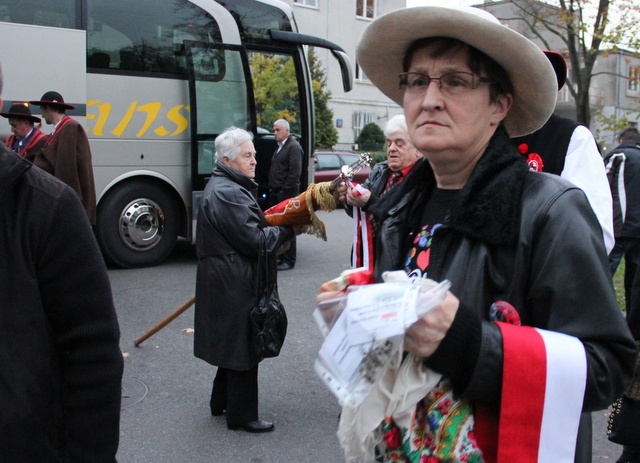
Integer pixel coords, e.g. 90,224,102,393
398,71,495,96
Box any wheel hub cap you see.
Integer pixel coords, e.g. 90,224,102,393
119,199,164,251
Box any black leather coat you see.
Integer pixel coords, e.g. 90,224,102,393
370,127,637,461
194,163,293,370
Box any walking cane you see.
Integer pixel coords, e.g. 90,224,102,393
134,295,196,346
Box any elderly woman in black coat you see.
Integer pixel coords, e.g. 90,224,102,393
194,127,295,433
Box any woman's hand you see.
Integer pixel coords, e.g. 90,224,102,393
316,289,342,303
403,291,459,358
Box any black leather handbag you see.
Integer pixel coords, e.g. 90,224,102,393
250,234,287,360
607,395,640,446
608,342,640,446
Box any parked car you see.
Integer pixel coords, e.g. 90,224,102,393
313,150,373,184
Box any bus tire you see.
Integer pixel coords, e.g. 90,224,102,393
97,180,180,268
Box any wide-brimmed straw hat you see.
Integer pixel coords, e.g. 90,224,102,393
29,91,75,110
356,6,558,137
0,102,41,123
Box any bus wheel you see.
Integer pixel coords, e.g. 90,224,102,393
97,181,179,268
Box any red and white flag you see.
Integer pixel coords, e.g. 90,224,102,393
352,206,374,271
476,322,587,463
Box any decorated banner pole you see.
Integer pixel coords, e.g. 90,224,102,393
134,295,196,346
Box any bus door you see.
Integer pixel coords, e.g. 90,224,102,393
185,41,261,223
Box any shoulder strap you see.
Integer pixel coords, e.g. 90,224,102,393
255,231,271,304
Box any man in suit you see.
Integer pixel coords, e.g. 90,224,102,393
268,119,303,270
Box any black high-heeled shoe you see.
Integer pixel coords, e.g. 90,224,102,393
227,419,274,433
210,406,225,416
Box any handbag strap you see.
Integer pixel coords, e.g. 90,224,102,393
255,231,271,305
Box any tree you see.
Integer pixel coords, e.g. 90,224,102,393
595,107,640,146
308,48,338,149
486,0,640,127
357,122,385,151
249,53,301,133
247,49,338,146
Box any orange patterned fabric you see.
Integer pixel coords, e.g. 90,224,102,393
264,182,339,240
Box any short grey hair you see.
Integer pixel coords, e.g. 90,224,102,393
385,114,408,137
214,127,253,163
274,119,290,130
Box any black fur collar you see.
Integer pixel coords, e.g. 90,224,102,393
371,126,528,246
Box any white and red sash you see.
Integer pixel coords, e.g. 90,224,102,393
476,322,587,463
351,206,374,271
44,115,73,148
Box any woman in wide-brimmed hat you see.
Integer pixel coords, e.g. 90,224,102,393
325,6,636,463
0,102,47,162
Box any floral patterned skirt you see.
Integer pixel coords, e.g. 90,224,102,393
375,379,485,463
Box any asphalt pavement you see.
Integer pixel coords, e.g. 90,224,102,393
111,211,623,462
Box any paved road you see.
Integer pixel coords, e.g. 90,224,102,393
111,211,622,462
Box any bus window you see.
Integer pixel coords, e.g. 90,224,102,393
86,0,222,75
0,0,75,28
248,51,301,135
247,50,304,197
188,45,251,176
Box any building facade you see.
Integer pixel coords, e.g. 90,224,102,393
477,0,640,151
283,0,639,152
282,0,406,150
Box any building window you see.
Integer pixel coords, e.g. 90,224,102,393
352,111,376,143
355,62,369,81
356,0,374,19
294,0,317,7
629,65,640,95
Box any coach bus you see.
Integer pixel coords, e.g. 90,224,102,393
0,0,352,267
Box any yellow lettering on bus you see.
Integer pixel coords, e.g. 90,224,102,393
163,104,190,136
86,100,111,137
86,100,190,138
135,102,162,137
112,102,139,137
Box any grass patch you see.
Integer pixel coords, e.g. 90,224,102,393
613,258,626,312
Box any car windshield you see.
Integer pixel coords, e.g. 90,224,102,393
341,155,360,167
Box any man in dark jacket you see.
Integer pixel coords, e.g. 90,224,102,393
342,115,422,213
605,127,640,310
0,63,124,461
339,115,422,268
268,118,303,270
